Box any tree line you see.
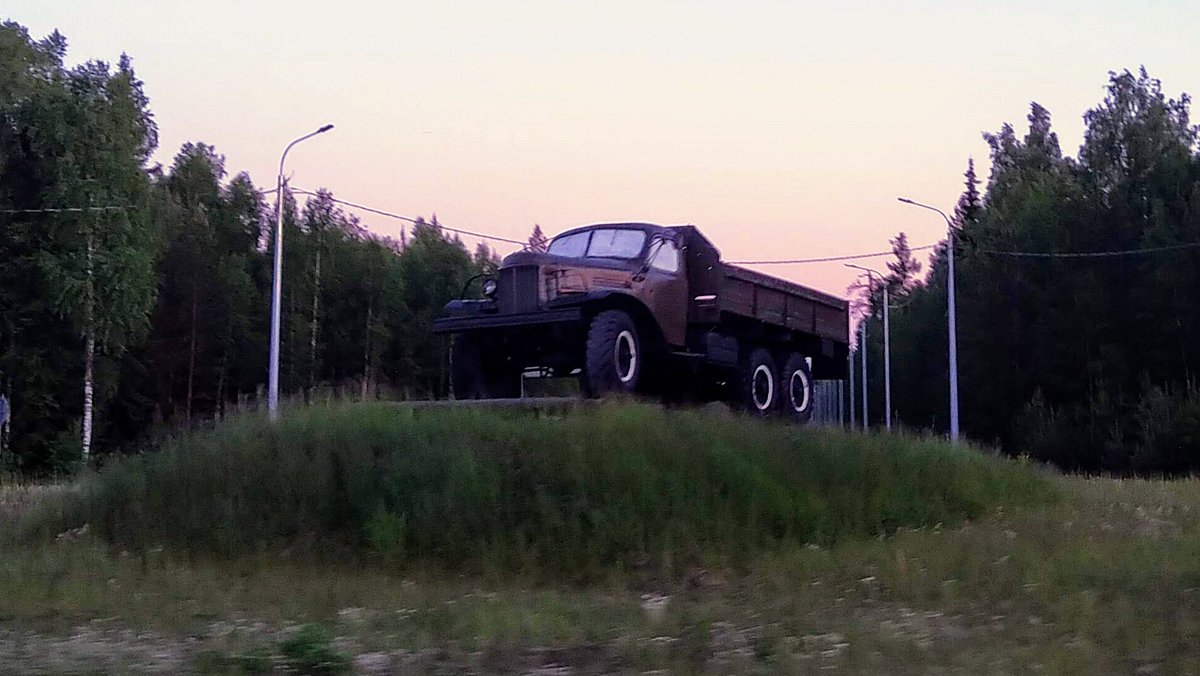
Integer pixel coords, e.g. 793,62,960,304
0,21,503,473
7,20,1199,475
857,68,1200,473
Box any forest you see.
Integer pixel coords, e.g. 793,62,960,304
3,18,1199,475
857,68,1200,473
0,21,501,473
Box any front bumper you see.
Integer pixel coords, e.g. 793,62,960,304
432,303,582,334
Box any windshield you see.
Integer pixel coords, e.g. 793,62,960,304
546,228,647,260
587,229,646,258
546,231,589,257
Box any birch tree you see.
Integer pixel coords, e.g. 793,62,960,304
34,56,159,462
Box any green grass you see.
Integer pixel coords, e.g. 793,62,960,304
6,410,1200,672
5,476,1200,672
24,402,1053,576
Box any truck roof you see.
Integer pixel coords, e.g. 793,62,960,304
552,222,681,240
552,223,847,307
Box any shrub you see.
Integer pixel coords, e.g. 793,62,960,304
1014,381,1200,475
278,624,351,675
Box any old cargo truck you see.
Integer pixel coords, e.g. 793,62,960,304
433,223,849,422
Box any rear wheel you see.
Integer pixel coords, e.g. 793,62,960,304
450,333,522,399
584,310,641,396
733,347,778,415
779,353,814,424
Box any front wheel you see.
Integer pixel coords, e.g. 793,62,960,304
584,310,641,396
779,353,814,424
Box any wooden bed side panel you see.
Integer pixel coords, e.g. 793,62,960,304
717,265,850,346
815,303,850,343
756,287,787,325
785,297,816,332
721,277,756,318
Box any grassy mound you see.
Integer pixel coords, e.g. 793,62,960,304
32,403,1054,574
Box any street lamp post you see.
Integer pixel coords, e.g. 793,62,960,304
859,319,868,432
269,124,334,420
847,264,891,431
897,197,959,441
848,348,856,428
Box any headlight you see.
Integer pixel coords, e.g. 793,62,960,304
482,278,498,298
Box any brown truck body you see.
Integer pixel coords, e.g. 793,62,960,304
435,223,849,418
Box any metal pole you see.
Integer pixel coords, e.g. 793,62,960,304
846,264,891,431
848,348,856,428
861,320,868,432
883,284,891,431
946,220,959,441
897,197,960,442
838,380,844,426
268,125,334,420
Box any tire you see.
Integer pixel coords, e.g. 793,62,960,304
584,310,641,396
450,333,521,399
733,347,779,415
779,353,814,424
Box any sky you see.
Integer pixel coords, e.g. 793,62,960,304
7,0,1200,297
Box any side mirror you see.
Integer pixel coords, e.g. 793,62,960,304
634,239,665,281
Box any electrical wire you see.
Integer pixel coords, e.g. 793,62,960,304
731,244,937,265
977,241,1200,258
290,187,528,247
269,186,1200,263
0,206,130,214
735,239,1200,265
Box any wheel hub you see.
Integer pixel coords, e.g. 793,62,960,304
790,369,811,412
752,364,774,410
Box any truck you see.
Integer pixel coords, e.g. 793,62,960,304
433,223,850,422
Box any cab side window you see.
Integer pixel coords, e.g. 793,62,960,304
649,239,680,273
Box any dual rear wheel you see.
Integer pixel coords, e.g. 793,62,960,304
734,348,813,423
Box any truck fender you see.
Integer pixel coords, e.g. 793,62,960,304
571,291,666,350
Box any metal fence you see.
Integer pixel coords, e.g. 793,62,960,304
811,380,845,427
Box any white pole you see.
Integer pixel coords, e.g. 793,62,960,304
848,349,855,428
268,173,285,419
946,220,959,441
898,197,960,442
883,284,891,431
268,125,333,421
861,320,868,432
847,264,892,432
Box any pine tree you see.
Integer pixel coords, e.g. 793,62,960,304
528,224,548,252
885,232,922,295
952,158,982,227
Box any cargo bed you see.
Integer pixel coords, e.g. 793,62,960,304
719,264,849,344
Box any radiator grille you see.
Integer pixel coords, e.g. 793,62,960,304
498,265,539,314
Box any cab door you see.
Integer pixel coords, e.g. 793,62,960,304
634,236,688,346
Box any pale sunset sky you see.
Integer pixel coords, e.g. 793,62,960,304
8,1,1199,297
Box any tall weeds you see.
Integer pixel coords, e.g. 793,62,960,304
31,403,1054,575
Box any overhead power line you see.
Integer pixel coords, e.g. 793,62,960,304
275,187,1200,263
0,205,130,214
731,244,937,265
290,187,528,247
978,241,1200,258
735,239,1200,265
